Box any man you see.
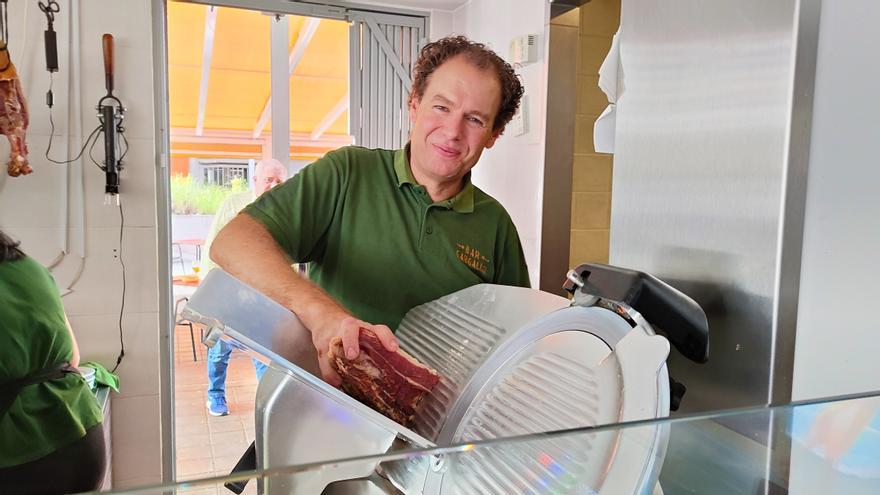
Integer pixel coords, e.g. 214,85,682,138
201,158,288,416
211,36,528,386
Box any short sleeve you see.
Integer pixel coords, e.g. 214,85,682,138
243,150,348,263
493,219,531,288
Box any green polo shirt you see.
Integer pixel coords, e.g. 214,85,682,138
0,256,103,467
244,145,530,330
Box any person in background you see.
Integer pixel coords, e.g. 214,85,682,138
210,36,529,387
0,229,105,494
201,158,288,416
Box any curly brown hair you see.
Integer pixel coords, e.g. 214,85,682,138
410,36,524,132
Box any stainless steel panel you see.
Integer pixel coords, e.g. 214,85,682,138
611,0,800,413
325,474,405,495
183,269,433,450
182,269,320,377
257,367,402,495
772,0,821,407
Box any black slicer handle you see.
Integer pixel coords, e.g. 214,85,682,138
223,441,256,494
563,263,709,363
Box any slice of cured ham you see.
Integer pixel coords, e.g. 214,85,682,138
328,329,440,426
1,43,30,177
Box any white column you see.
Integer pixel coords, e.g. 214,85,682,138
270,16,290,165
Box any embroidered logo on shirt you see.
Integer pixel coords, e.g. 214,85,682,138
456,243,490,275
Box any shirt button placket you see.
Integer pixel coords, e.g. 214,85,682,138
418,204,431,248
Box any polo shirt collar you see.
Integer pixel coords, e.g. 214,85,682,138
394,145,475,213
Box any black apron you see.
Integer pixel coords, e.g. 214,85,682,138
0,362,80,419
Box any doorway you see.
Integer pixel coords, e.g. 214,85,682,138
160,0,427,488
166,1,351,485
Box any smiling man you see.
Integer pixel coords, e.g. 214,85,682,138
210,36,528,386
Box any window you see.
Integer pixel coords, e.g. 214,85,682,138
202,163,248,186
190,159,252,187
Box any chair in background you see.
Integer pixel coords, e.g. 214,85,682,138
174,297,201,362
171,242,185,274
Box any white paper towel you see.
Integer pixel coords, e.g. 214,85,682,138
594,29,623,154
598,30,623,103
594,104,617,154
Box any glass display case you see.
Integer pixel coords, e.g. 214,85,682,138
99,391,880,495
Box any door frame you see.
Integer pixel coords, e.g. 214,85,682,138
151,0,429,483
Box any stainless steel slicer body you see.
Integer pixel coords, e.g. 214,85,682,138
183,264,708,495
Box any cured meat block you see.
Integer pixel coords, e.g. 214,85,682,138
328,329,440,426
0,45,30,178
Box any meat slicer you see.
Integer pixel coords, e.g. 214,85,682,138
182,263,708,495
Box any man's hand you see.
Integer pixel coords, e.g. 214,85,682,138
311,315,399,387
210,215,400,386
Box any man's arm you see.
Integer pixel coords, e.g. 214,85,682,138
210,212,398,386
64,315,80,368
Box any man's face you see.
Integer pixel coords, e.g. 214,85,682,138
408,55,503,189
253,163,287,195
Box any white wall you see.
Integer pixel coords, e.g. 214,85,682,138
452,0,551,286
789,1,880,489
429,9,455,38
791,0,880,401
0,0,161,488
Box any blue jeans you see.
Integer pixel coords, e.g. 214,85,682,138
206,339,268,400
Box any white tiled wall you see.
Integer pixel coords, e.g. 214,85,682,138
0,0,162,488
109,394,163,483
452,0,551,287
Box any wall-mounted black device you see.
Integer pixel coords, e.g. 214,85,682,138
97,33,126,203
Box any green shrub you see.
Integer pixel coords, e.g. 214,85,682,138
170,175,248,215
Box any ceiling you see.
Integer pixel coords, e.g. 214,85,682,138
167,2,350,140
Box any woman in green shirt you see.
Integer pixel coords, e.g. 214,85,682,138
0,230,105,494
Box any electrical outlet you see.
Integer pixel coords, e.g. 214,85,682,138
509,95,528,137
509,34,538,65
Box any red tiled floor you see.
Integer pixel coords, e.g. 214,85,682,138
173,320,260,489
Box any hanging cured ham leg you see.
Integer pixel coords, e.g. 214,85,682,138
0,42,30,177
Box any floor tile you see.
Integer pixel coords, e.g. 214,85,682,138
176,433,213,449
177,444,213,462
208,416,244,433
177,456,214,478
209,429,246,446
211,454,246,475
174,326,258,484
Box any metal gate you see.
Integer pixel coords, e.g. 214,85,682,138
348,11,426,149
